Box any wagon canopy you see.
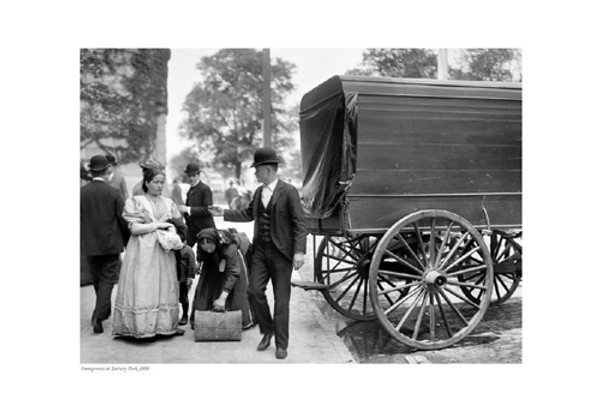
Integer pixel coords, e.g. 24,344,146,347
299,75,522,229
299,76,358,218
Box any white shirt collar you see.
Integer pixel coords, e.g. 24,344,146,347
92,177,105,182
264,178,278,191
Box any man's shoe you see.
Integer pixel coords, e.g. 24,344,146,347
92,318,103,334
257,332,273,351
174,328,185,336
178,316,188,326
275,347,287,359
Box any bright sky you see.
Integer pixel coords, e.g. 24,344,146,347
165,48,365,158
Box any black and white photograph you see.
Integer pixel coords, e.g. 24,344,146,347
79,48,523,365
4,1,599,409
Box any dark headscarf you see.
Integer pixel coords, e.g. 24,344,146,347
197,228,221,265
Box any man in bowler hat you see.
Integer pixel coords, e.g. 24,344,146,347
178,163,216,249
80,155,129,333
210,147,307,359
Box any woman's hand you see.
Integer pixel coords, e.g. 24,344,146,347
154,222,173,230
213,297,226,312
213,292,228,312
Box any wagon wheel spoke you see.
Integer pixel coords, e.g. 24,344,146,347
412,290,429,340
439,288,469,326
334,274,361,303
383,249,425,275
378,269,422,281
434,221,454,268
378,280,417,296
328,239,360,262
327,270,358,288
438,231,470,270
383,285,422,316
442,286,481,310
395,233,426,270
444,246,482,272
395,289,425,331
377,281,396,306
362,274,369,315
446,264,487,278
434,290,453,338
429,292,436,341
446,279,488,290
413,222,429,267
429,217,436,266
347,277,364,312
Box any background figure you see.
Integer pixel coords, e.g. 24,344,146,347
80,155,129,333
224,180,240,208
105,154,128,199
190,228,254,330
170,178,184,206
178,163,215,248
211,147,307,360
168,217,195,326
132,158,163,197
112,165,185,339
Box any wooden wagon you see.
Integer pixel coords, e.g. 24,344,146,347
296,75,522,350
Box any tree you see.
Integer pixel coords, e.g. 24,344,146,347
449,49,521,82
179,49,297,180
346,48,438,78
80,49,170,163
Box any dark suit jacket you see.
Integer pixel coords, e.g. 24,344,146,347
184,181,216,236
80,179,129,256
224,180,307,261
108,172,129,200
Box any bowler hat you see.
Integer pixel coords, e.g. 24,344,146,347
106,154,117,166
184,163,201,175
251,147,280,168
89,155,110,172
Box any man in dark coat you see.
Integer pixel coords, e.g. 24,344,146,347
80,155,129,333
178,163,216,248
210,148,307,359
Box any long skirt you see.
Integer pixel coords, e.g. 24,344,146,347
112,232,180,338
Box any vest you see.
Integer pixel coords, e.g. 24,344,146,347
257,195,273,242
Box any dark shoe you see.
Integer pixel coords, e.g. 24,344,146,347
275,347,287,359
257,332,273,351
92,318,103,334
178,316,188,326
242,322,257,331
174,328,185,336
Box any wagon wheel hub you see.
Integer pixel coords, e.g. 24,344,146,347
357,258,371,279
424,269,447,288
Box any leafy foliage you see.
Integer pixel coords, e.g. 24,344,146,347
346,49,438,78
346,48,521,82
178,49,297,180
80,49,170,163
450,49,521,81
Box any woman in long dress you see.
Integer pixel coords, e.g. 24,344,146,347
190,228,254,330
112,166,185,338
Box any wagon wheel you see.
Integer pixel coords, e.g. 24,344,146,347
369,210,494,350
315,235,413,321
459,230,522,305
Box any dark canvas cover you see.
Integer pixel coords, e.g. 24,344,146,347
300,83,357,219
